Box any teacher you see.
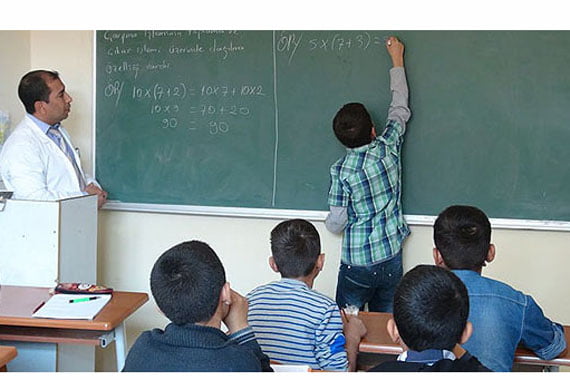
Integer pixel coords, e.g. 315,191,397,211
0,70,107,208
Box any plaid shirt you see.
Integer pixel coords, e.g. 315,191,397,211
328,119,410,266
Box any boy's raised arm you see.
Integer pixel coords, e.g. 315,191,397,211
386,36,411,132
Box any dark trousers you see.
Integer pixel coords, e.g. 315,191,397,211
335,253,403,313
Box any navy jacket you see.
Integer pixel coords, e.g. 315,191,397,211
123,323,272,372
368,352,491,372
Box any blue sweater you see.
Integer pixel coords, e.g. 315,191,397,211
123,323,272,372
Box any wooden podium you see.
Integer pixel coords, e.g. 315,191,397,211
0,195,98,371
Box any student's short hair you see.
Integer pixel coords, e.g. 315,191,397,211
150,240,226,325
270,219,321,278
18,70,60,114
332,102,374,148
433,205,491,270
394,265,469,352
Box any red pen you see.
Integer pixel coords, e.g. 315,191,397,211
32,301,46,314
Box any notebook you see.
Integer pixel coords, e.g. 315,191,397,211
32,293,112,320
271,364,311,372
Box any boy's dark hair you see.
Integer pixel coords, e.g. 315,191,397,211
18,70,60,114
433,205,491,271
270,219,321,278
332,102,374,148
394,265,469,352
150,240,226,325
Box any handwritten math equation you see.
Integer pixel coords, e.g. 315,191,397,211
275,31,387,64
104,80,265,135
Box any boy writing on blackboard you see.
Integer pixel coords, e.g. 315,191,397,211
325,36,410,313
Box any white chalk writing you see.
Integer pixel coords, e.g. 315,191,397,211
103,31,138,44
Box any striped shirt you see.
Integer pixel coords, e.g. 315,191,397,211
247,278,348,371
327,67,411,266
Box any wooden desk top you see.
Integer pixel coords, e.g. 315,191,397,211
0,346,17,368
359,312,401,355
0,285,148,331
358,311,570,367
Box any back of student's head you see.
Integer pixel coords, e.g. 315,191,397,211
433,205,491,270
150,240,226,325
18,70,60,114
270,219,321,278
394,265,469,352
333,102,374,148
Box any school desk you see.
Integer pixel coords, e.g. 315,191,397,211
0,285,148,371
0,346,17,371
358,311,570,371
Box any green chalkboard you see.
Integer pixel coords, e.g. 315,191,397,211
96,31,570,221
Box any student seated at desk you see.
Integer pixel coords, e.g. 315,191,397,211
247,219,367,371
368,265,490,372
433,205,567,372
122,240,272,372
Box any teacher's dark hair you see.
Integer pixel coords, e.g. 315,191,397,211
18,70,60,114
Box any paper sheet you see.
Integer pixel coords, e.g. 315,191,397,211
271,364,311,372
32,294,112,320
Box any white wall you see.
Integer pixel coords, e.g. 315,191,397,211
0,31,29,132
29,31,95,176
1,30,569,372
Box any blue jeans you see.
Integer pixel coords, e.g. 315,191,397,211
335,253,402,313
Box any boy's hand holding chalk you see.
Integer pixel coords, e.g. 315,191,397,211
386,36,405,68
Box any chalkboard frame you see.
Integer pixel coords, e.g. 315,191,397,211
100,201,570,231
